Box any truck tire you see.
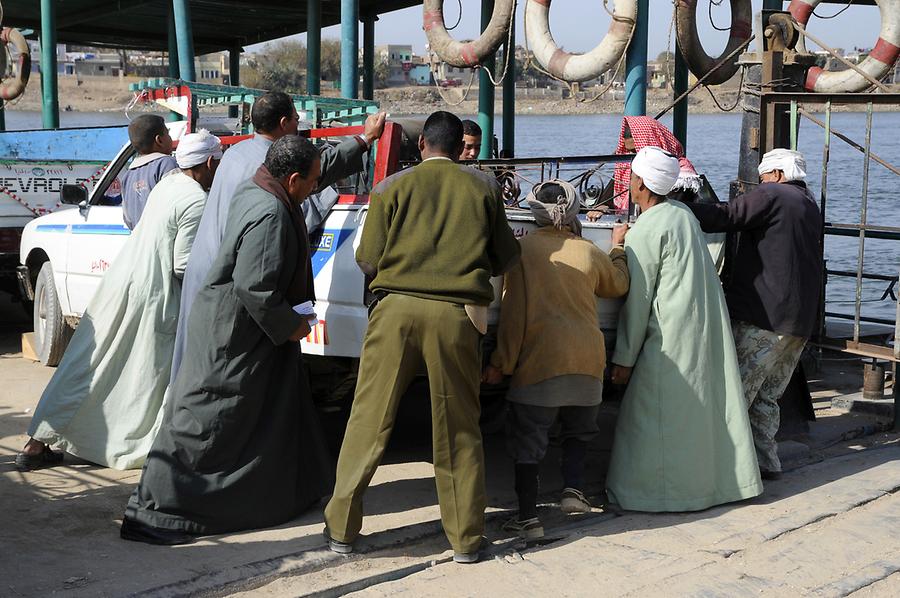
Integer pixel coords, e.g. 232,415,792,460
32,262,72,366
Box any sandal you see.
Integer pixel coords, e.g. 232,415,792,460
15,446,64,471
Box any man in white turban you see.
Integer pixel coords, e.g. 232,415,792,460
684,148,822,480
606,146,763,512
17,130,221,471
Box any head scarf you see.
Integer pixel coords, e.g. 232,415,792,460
612,116,698,209
758,148,807,182
672,158,702,193
175,129,223,169
631,146,681,196
527,179,582,236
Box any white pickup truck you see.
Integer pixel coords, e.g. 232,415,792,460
18,121,625,411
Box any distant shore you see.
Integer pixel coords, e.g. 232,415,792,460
7,76,896,119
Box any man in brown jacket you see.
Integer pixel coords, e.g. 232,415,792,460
484,180,629,540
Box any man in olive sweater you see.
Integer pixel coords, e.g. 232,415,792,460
324,111,520,563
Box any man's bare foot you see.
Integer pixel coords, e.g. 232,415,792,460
22,438,47,456
16,439,64,471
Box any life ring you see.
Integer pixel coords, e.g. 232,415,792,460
675,0,752,86
525,0,637,82
423,0,515,68
0,28,31,101
789,0,900,92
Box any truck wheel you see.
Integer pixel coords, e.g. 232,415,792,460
32,262,73,366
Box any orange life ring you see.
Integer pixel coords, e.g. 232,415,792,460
0,28,31,101
676,0,753,85
423,0,515,68
789,0,900,92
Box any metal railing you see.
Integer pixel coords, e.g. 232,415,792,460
760,92,900,368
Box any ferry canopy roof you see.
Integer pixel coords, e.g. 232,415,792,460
4,0,424,54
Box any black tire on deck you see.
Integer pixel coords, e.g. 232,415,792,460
32,261,73,366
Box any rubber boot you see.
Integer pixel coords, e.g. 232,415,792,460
515,463,540,520
561,438,587,490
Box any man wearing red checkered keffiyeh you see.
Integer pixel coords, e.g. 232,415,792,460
612,116,699,211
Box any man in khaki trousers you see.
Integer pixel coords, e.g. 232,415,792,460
324,111,520,563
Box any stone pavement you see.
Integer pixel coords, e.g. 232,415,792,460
245,446,900,598
1,292,899,597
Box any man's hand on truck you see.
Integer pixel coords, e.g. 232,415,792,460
364,112,388,146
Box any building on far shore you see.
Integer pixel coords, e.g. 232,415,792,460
28,44,230,84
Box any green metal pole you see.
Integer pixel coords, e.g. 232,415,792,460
478,0,496,160
673,45,688,149
624,0,648,116
229,42,241,119
167,7,179,78
307,0,321,95
40,0,59,129
341,0,359,99
362,14,375,101
172,0,196,82
166,8,181,122
501,24,515,158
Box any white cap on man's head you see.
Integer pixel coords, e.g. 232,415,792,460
758,148,806,182
175,129,223,169
631,146,681,196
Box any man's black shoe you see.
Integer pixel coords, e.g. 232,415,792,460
120,517,195,545
760,469,782,481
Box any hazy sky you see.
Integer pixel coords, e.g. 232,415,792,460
250,1,880,58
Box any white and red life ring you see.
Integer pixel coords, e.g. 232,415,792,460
524,0,637,82
423,0,515,68
675,0,752,86
0,27,31,101
789,0,900,92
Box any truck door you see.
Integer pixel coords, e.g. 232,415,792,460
63,148,135,317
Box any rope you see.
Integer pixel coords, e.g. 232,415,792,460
478,0,518,87
429,57,478,106
703,67,744,112
663,3,676,89
446,0,463,31
708,0,731,33
654,34,754,119
812,0,855,19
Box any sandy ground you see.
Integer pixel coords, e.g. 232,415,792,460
1,289,898,597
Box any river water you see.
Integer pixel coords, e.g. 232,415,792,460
499,112,900,326
7,109,900,324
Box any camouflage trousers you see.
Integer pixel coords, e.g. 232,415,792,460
732,320,807,474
